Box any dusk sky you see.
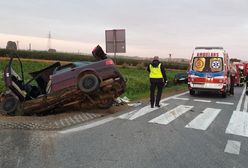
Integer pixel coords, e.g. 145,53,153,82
0,0,248,60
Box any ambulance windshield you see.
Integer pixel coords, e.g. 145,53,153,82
192,57,223,72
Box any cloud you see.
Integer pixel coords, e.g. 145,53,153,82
0,0,248,60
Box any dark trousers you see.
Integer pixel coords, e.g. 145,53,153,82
230,84,234,95
230,76,235,95
150,81,164,107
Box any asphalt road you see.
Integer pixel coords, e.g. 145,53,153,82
1,86,248,168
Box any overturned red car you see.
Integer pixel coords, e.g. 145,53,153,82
1,45,126,115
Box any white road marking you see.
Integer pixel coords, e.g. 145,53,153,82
68,116,76,124
60,120,65,127
243,95,248,112
172,97,190,101
73,115,81,123
161,91,188,103
118,91,188,120
185,108,221,130
194,99,211,103
149,105,193,125
54,121,59,127
224,140,241,155
236,86,246,112
17,157,21,168
60,117,116,134
60,91,189,134
225,111,248,137
118,103,169,120
64,118,71,125
216,101,234,105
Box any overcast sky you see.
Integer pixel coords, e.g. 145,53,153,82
0,0,248,60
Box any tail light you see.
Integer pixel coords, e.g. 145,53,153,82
105,59,114,65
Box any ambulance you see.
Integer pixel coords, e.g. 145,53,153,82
188,47,230,97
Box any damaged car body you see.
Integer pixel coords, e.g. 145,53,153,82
1,45,126,116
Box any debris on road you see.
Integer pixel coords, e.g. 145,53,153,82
115,96,130,106
127,102,142,107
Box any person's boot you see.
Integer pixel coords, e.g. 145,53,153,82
155,104,160,108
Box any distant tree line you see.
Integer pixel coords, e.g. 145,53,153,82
0,49,188,70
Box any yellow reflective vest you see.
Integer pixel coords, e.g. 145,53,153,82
149,63,163,78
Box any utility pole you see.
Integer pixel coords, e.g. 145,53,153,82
48,32,51,50
16,41,19,50
29,43,32,51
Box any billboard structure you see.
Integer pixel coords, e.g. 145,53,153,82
105,29,126,63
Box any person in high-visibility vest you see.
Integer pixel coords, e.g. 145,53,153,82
147,56,167,108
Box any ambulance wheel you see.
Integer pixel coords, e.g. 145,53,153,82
222,91,227,98
189,90,195,95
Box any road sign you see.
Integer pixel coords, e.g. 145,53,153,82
105,29,126,53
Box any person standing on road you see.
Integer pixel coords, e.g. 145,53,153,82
147,56,167,108
246,74,248,95
230,68,236,95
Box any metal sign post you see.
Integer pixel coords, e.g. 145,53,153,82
105,29,126,64
113,29,117,63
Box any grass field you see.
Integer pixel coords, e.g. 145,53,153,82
0,59,187,100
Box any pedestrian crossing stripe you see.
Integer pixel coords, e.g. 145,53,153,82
118,102,169,120
119,105,224,132
224,140,241,155
225,111,248,138
185,108,221,130
148,105,193,125
118,87,248,134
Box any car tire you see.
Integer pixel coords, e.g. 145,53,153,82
78,73,99,93
2,95,19,115
222,91,227,98
189,90,195,95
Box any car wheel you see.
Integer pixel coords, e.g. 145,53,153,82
78,73,99,93
222,91,227,98
97,98,114,109
2,95,19,115
189,90,195,95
